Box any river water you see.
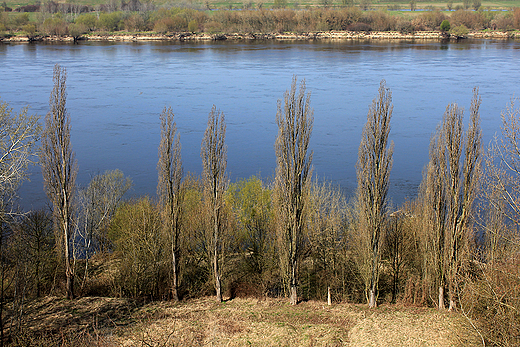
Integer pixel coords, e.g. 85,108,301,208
1,39,519,209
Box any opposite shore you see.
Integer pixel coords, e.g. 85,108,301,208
1,30,519,42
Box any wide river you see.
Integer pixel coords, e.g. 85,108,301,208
1,39,519,209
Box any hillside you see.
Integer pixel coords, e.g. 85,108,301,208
8,295,482,346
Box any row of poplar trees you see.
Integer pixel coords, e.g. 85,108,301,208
3,64,509,318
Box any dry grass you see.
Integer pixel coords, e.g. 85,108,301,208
7,296,482,346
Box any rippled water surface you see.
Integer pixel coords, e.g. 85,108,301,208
1,39,519,208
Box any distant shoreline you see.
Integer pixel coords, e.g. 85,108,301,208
1,30,518,42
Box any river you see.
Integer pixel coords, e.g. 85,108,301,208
1,39,519,209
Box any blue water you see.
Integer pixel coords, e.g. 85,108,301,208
1,39,519,209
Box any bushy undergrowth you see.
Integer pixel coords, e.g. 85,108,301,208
1,5,520,37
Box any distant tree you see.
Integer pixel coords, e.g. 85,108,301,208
40,64,78,299
410,0,416,11
157,106,183,301
472,0,481,11
274,76,313,305
201,106,227,303
355,80,394,308
447,1,453,11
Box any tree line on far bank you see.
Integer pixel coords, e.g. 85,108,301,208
1,1,520,40
0,64,519,346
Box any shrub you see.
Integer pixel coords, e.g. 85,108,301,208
99,12,122,32
347,22,371,31
450,24,469,37
188,19,198,32
42,16,68,36
75,13,97,31
108,198,167,299
68,23,87,39
440,19,450,31
124,13,146,31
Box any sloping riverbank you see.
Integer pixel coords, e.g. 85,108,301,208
1,30,518,42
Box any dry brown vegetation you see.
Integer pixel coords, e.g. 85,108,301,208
6,296,481,346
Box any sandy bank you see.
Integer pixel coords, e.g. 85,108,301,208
1,30,518,42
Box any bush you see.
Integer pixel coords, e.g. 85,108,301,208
124,13,146,31
75,13,97,31
450,24,469,37
440,19,450,31
42,16,68,36
188,19,198,32
99,12,122,31
108,198,167,299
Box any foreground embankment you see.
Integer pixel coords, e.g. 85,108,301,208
9,296,481,346
1,30,518,42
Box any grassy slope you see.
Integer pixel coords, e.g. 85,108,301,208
12,295,481,346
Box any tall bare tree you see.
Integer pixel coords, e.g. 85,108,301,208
40,64,78,299
356,80,393,308
422,88,481,310
201,105,227,303
157,106,183,301
274,77,313,305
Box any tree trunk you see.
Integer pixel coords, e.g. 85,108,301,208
65,220,74,300
290,254,297,305
438,286,445,310
327,286,331,306
368,288,377,308
448,283,456,311
214,233,222,303
290,286,297,305
66,270,74,300
172,248,179,301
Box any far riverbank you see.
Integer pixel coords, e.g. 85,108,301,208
1,30,518,42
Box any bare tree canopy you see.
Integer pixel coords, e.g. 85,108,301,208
157,106,183,301
0,100,41,207
356,79,394,308
274,76,313,305
40,64,77,300
201,105,227,303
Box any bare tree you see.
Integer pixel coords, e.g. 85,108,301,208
76,169,131,289
422,88,481,310
0,100,41,204
274,77,313,305
485,97,520,229
157,106,183,301
40,64,78,299
356,80,393,308
0,99,40,346
201,105,227,303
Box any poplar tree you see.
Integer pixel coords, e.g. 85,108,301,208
201,106,227,303
274,76,313,305
157,106,183,301
422,88,481,310
40,64,77,299
356,80,393,308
